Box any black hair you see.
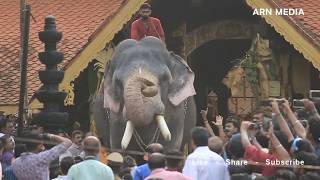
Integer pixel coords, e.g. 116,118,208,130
22,131,44,151
228,134,244,159
191,127,209,147
165,149,183,168
231,173,251,180
295,151,319,167
146,143,164,154
119,167,133,180
274,169,297,180
60,156,75,175
255,134,269,148
308,117,320,143
300,172,320,180
148,153,166,170
140,3,151,10
123,155,136,167
225,119,240,130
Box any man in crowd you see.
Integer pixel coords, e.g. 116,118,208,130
208,136,224,156
67,136,114,180
224,117,240,140
146,153,191,180
12,132,72,180
182,127,229,180
53,156,74,180
131,3,165,42
165,150,185,172
133,143,164,180
59,130,83,161
0,116,15,137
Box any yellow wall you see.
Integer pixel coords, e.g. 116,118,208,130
291,56,311,97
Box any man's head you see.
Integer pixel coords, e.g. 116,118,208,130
83,136,100,156
107,152,124,175
252,110,264,125
274,169,296,180
60,156,75,175
148,153,166,170
165,149,184,172
190,127,209,149
208,136,224,155
227,133,244,159
0,116,15,135
71,130,83,146
224,118,240,138
23,132,46,153
1,135,15,151
144,143,164,161
139,3,151,20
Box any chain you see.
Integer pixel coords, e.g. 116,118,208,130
133,127,160,152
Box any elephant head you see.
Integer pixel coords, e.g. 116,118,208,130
104,37,196,149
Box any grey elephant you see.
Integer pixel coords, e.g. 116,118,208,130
100,37,196,152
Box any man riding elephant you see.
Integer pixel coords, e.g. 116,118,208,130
102,37,197,152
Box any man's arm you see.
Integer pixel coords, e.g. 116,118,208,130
201,110,215,136
267,121,291,161
271,100,294,142
155,19,165,42
131,21,140,40
282,99,306,139
240,121,252,148
39,134,72,164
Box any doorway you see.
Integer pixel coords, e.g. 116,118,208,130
188,39,251,125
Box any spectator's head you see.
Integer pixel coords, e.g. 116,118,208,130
290,138,314,155
231,173,251,180
123,155,136,168
1,134,15,151
0,116,15,135
165,149,184,172
190,127,209,149
23,131,45,153
83,136,100,156
71,130,83,146
228,133,244,159
144,143,164,161
272,131,289,151
300,172,320,180
252,110,264,125
274,169,297,180
107,152,124,175
224,118,239,138
294,151,319,174
308,117,320,144
74,155,83,164
119,167,133,180
148,153,166,171
60,156,75,175
208,136,224,155
139,3,151,20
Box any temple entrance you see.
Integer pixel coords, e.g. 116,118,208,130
188,39,251,125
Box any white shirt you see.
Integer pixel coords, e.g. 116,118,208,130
182,146,230,180
52,175,67,180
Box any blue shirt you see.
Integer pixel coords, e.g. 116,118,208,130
133,163,151,180
4,166,18,180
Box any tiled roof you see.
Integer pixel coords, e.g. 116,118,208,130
276,0,320,44
0,0,125,105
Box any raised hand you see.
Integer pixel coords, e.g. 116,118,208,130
213,115,223,126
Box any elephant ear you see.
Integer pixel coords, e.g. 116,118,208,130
168,53,196,106
104,61,120,113
104,39,138,113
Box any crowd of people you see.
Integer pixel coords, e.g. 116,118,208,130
0,98,319,180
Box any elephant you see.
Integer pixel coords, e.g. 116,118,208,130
100,37,197,152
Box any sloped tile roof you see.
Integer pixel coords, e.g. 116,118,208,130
0,0,125,105
277,0,320,44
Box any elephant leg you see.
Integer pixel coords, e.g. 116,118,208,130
182,97,197,150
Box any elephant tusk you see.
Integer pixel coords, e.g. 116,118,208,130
155,115,171,141
121,121,134,149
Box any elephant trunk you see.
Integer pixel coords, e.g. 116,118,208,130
124,70,159,127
